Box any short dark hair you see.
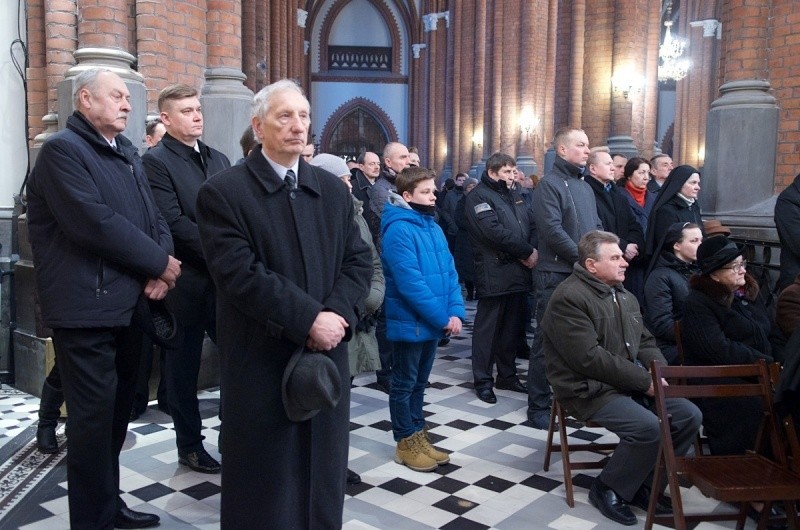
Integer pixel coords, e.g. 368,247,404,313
650,153,671,166
239,126,257,157
578,230,621,266
158,84,199,112
396,166,436,195
145,118,163,136
610,152,627,160
486,152,516,174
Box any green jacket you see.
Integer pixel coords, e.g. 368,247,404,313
542,263,665,420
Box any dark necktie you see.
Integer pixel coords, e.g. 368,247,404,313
191,150,206,175
285,169,296,189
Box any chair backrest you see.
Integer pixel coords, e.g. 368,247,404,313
673,320,684,365
650,360,788,468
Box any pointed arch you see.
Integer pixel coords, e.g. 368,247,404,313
320,97,399,158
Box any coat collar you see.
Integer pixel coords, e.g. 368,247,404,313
689,272,759,307
159,133,214,161
572,263,624,298
243,146,322,196
67,111,135,160
553,156,585,180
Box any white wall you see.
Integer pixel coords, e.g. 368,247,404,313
0,3,28,214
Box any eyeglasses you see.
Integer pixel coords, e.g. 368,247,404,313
720,260,747,272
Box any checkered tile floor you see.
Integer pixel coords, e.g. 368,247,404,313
0,302,755,529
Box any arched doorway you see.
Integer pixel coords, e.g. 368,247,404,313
320,97,398,160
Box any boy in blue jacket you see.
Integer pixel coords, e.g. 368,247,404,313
381,166,466,472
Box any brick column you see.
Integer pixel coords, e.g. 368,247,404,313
201,0,254,164
469,1,487,174
719,0,769,82
568,0,585,128
77,0,128,49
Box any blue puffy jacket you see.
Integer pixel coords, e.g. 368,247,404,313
381,193,465,342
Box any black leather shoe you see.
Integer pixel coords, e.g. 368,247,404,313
589,479,638,526
114,507,160,529
630,484,672,515
476,387,497,404
496,379,527,393
36,424,59,454
347,468,362,485
438,338,450,347
178,448,221,474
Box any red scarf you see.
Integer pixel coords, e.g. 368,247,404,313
626,181,646,207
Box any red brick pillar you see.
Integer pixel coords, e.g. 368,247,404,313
719,0,769,82
26,0,47,140
44,0,78,126
77,0,128,50
568,0,585,128
516,0,549,175
766,0,800,190
135,0,169,112
207,0,242,69
470,1,487,171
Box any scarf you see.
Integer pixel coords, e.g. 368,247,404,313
626,180,647,207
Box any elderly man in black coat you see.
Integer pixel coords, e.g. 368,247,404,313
27,68,176,529
143,83,231,474
196,79,371,528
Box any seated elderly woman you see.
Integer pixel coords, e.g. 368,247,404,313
680,236,775,457
643,222,702,364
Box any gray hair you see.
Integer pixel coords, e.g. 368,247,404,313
252,79,306,120
72,68,114,109
578,230,621,266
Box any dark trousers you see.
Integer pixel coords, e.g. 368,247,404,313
54,325,144,530
589,396,702,500
165,299,216,453
527,270,570,416
375,303,394,387
165,322,211,452
471,292,527,389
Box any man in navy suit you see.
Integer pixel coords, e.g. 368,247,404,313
143,84,230,474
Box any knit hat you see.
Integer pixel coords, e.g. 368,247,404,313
310,153,350,178
696,236,744,275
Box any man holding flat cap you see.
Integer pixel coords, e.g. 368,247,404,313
196,79,371,528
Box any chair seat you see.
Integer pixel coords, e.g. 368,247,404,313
682,454,800,502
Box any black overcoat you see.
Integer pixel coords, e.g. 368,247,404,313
196,149,371,529
143,133,230,322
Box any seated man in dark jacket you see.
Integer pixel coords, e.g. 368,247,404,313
543,230,701,526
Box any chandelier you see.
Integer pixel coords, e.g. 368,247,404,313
658,1,690,81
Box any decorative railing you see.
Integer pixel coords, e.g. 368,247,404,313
328,46,392,72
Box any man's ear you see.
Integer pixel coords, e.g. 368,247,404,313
584,258,596,274
402,190,413,202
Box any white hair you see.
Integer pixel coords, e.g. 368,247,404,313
252,79,307,120
72,68,114,109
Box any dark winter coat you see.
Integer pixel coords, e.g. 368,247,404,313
776,272,800,339
543,263,665,421
351,168,380,248
643,252,700,363
453,193,475,284
464,172,536,298
586,176,645,252
681,273,773,455
618,184,657,236
196,148,371,528
533,156,602,273
775,173,800,291
381,194,465,342
142,133,230,323
27,112,173,328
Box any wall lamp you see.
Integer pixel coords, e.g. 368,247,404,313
472,130,483,149
611,73,645,99
518,109,539,139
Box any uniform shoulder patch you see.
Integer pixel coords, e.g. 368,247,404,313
474,202,492,214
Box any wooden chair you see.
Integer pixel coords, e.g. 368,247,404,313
542,400,618,507
674,319,710,456
645,360,800,530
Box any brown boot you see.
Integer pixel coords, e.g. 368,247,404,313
394,435,437,472
415,430,450,465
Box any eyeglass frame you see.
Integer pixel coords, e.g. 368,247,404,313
720,260,747,272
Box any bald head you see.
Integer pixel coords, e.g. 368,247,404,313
383,142,410,173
